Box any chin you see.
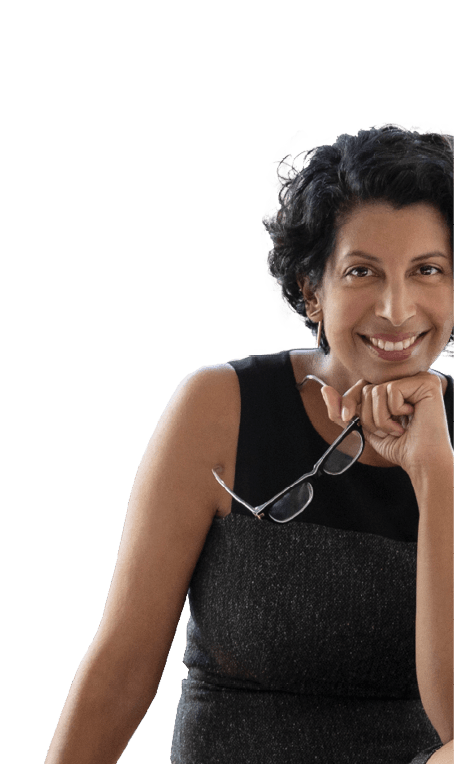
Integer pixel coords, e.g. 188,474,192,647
362,359,431,384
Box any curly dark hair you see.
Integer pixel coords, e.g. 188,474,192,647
263,124,454,356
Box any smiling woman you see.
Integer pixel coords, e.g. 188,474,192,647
295,201,453,393
45,126,453,764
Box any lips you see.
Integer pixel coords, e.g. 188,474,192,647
360,331,427,360
367,334,419,351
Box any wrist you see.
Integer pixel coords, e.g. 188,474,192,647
407,451,453,494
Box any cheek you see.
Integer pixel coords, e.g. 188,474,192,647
434,285,453,324
333,299,365,335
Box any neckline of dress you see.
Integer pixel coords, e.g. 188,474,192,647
283,348,454,471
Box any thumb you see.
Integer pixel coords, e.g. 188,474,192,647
321,385,343,424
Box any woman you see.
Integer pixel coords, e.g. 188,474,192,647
45,126,453,764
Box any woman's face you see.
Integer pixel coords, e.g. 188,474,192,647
303,201,453,391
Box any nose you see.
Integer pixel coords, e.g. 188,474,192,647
374,281,417,327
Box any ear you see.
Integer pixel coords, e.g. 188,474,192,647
297,276,323,322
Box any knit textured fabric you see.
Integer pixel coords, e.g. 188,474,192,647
171,350,453,763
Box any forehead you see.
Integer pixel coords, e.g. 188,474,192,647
333,201,451,259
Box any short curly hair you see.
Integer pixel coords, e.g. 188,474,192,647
263,124,454,356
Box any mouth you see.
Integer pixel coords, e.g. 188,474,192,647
360,331,428,361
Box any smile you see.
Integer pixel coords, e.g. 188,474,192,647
360,332,427,360
367,335,418,351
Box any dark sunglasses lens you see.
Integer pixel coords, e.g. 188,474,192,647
268,481,313,523
323,430,363,475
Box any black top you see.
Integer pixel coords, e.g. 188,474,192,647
171,351,453,764
229,350,453,542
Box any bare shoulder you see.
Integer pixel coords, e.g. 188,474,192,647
91,362,241,703
170,361,240,424
127,361,241,526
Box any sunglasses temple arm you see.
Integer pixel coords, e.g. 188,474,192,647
211,471,261,516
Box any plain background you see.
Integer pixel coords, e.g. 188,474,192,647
1,2,452,762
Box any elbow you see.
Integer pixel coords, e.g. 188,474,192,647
422,693,453,746
418,664,452,745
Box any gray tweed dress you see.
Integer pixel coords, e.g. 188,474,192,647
171,351,452,763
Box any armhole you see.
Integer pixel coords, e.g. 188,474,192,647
211,362,242,518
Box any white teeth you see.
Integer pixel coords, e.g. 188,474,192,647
368,335,418,351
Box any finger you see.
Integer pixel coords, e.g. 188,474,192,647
320,386,343,424
357,384,378,434
339,378,371,422
386,383,415,417
371,385,404,435
356,384,402,437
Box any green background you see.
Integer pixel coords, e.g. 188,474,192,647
5,0,454,764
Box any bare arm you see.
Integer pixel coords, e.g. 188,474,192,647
320,373,453,749
410,455,453,745
44,364,239,764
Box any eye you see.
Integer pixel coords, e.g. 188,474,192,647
418,264,443,276
345,266,371,278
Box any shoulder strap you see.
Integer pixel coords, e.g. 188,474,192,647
227,351,308,514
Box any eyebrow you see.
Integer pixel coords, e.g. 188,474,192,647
343,250,451,263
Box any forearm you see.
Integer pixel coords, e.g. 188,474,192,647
411,456,453,745
44,643,156,764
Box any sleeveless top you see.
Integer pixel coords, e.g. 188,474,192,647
171,350,453,764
